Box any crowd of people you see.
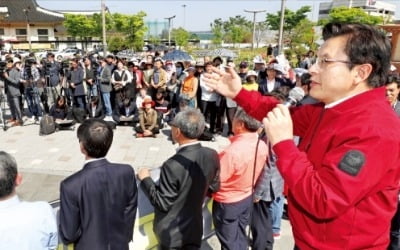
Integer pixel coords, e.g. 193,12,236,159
1,41,322,137
1,21,400,250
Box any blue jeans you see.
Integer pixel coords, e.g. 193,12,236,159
25,86,42,118
101,92,112,116
268,195,285,234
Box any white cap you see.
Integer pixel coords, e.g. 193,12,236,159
13,57,21,64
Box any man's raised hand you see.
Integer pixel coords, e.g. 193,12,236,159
202,66,242,99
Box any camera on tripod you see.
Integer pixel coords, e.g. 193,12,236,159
0,61,7,74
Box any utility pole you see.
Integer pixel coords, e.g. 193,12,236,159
165,15,176,50
278,0,286,55
23,7,31,52
101,0,107,56
182,5,186,29
244,9,266,50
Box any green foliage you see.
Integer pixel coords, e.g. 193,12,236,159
63,14,96,38
63,11,147,51
211,15,252,45
171,28,190,48
289,19,319,53
107,35,126,52
319,7,383,25
266,6,311,33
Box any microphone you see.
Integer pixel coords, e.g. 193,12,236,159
258,87,305,139
283,87,305,107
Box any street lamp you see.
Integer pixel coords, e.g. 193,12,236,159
278,0,286,55
23,7,31,52
101,0,107,56
244,9,266,50
164,15,176,50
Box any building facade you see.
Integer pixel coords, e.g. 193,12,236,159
318,0,396,23
0,0,64,50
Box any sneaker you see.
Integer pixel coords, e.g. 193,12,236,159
7,118,16,123
273,233,281,240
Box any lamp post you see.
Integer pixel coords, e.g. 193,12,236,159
23,7,31,52
244,9,266,50
101,0,107,56
182,5,186,29
278,0,286,55
165,15,176,50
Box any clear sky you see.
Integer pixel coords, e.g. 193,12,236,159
37,0,400,31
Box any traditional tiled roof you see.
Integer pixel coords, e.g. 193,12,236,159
0,0,64,23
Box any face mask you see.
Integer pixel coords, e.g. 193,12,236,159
176,67,182,75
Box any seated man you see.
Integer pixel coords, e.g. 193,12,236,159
0,151,58,250
86,96,105,119
112,98,139,126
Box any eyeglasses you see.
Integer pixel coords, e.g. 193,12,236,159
315,57,352,68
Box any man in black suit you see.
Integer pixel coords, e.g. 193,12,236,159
59,119,138,250
112,98,139,126
138,108,220,249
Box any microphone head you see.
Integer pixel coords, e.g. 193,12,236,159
288,87,305,103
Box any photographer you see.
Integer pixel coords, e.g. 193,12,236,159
66,59,85,109
21,58,42,123
3,59,24,126
43,53,62,109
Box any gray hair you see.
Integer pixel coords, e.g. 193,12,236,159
234,107,261,132
172,108,205,139
0,151,18,198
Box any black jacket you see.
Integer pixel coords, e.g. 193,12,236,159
141,143,220,248
59,159,138,250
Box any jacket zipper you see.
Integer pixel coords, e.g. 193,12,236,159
305,108,326,153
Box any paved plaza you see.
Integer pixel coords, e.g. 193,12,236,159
0,116,294,249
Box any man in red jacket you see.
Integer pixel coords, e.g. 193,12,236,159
205,23,400,249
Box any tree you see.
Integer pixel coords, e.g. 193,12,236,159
319,7,383,25
112,11,148,50
210,19,224,46
63,12,147,51
289,19,319,57
63,14,97,50
210,16,252,46
171,28,190,48
266,6,311,34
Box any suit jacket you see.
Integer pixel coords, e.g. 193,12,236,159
394,101,400,117
112,102,138,123
59,159,138,250
141,143,220,248
86,103,105,119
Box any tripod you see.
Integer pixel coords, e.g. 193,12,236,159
0,86,7,131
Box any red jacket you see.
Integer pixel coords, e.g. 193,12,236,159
234,87,400,249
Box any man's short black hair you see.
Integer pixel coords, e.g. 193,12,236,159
0,151,18,199
322,23,391,88
386,73,400,88
77,119,113,158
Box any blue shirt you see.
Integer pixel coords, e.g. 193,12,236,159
0,195,58,250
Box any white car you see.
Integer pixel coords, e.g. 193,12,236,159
55,48,81,60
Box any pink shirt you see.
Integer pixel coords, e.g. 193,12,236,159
213,132,268,203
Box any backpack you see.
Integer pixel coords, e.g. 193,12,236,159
199,127,215,142
39,115,56,136
72,107,87,123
